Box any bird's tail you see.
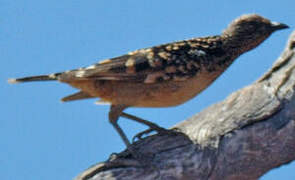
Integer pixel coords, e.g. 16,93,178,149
8,72,62,84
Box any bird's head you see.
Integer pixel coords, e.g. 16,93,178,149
222,14,289,52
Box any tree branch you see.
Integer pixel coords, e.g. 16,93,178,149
75,31,295,180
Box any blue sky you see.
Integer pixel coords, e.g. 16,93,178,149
2,0,295,179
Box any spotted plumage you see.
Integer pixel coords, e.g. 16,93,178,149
8,14,289,155
58,35,226,84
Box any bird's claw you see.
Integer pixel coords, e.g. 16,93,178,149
132,127,173,143
132,128,154,142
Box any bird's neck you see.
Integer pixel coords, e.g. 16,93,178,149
220,33,270,56
220,34,247,55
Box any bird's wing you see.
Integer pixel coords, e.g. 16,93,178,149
59,37,221,83
59,50,156,83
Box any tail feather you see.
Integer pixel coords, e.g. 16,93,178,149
61,91,94,102
8,73,62,84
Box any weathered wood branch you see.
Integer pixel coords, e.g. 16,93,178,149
75,31,295,180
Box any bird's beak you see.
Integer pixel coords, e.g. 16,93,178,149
271,21,289,31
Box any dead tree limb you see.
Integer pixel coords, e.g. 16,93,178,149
75,31,295,180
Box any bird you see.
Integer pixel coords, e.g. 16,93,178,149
8,14,288,157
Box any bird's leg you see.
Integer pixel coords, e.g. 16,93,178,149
109,105,132,148
109,105,152,163
121,112,165,131
120,112,170,142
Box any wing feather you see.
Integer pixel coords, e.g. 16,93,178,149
59,50,154,82
58,36,223,83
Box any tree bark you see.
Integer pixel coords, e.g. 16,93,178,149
75,31,295,180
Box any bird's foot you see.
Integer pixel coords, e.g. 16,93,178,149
132,126,176,143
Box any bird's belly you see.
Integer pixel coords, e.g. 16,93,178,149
92,70,223,107
134,71,222,107
68,70,223,107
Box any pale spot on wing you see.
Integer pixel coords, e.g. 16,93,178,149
75,71,86,77
125,58,135,67
85,65,97,69
146,52,154,60
128,51,137,55
128,48,152,55
172,46,179,50
125,58,136,73
99,59,112,64
165,45,173,51
158,52,170,59
147,52,158,67
189,49,206,56
144,48,153,52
